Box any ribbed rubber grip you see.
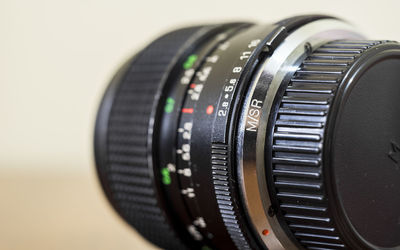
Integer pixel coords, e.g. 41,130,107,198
96,26,206,250
271,40,386,249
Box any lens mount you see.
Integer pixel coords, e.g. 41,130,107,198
237,18,364,250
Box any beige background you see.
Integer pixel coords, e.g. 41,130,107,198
1,0,399,249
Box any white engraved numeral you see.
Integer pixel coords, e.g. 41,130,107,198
182,188,195,198
187,225,202,240
178,168,192,177
193,217,206,228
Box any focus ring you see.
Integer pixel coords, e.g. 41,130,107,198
96,26,205,250
271,40,385,249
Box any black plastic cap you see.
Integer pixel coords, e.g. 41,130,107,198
271,40,400,249
328,43,400,249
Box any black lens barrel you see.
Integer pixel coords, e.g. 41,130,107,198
94,15,400,250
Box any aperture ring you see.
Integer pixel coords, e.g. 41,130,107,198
270,40,386,249
211,143,252,250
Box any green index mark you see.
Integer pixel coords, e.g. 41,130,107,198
161,167,171,185
164,97,175,113
183,54,198,69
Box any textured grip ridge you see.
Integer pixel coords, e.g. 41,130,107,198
211,143,252,250
271,40,384,250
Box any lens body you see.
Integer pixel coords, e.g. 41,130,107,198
94,15,400,250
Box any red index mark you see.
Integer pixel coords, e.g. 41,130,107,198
262,229,270,236
182,108,194,114
190,83,196,89
206,105,214,115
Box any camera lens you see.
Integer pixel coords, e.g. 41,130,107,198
94,15,400,250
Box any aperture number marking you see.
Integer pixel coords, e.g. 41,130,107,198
240,51,251,60
218,78,237,117
248,39,261,48
215,38,261,119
